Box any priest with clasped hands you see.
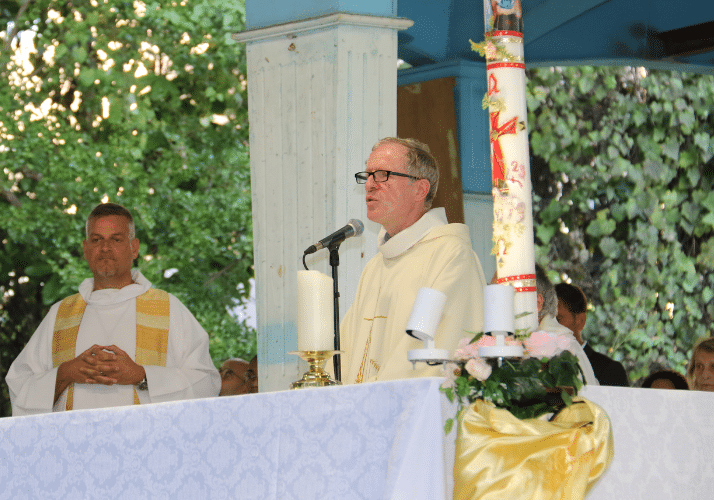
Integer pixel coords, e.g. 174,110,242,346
6,203,220,415
340,137,486,384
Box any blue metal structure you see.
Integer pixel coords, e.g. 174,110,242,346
248,1,714,73
399,0,714,73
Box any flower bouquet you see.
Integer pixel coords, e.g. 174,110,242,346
444,329,614,500
441,330,584,432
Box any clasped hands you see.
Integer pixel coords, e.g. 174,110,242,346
70,344,145,386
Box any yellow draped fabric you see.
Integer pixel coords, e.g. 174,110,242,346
454,398,613,500
52,289,170,410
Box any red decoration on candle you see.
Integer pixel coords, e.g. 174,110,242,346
490,110,520,186
487,62,526,70
488,73,499,96
497,274,536,284
486,30,523,38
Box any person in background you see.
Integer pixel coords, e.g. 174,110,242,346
6,203,220,415
687,337,714,392
534,266,598,385
218,357,258,396
641,369,689,390
555,282,629,387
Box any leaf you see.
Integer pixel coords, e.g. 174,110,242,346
679,108,695,133
694,132,710,153
25,263,53,277
41,274,64,306
661,138,680,161
536,224,556,244
599,237,619,257
586,210,616,237
72,45,88,64
444,418,454,435
79,69,97,87
560,389,573,407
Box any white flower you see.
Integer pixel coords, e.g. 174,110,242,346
440,363,459,391
465,358,492,381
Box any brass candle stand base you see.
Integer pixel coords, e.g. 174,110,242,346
289,350,342,389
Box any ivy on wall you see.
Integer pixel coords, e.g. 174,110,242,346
528,66,714,382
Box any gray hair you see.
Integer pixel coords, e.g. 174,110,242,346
535,264,557,320
373,137,439,209
86,203,136,239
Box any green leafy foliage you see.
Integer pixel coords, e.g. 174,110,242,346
527,66,714,382
0,0,254,416
442,347,583,429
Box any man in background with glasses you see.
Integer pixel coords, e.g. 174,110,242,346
340,137,486,384
218,356,258,396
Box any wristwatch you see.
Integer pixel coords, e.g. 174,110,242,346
136,375,148,391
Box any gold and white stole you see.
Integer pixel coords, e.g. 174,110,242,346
52,288,170,410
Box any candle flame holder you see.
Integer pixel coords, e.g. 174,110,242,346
289,350,342,389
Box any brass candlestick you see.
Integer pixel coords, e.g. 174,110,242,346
289,350,342,389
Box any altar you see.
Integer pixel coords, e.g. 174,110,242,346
0,378,711,499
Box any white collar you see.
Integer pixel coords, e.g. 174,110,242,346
79,269,153,305
378,207,447,259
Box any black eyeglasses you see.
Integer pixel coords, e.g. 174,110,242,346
355,170,421,184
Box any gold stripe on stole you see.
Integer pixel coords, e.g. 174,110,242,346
52,294,87,411
133,288,169,403
135,288,170,367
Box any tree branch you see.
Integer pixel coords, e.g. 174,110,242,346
5,0,32,51
203,259,240,287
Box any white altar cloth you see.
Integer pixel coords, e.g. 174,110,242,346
0,378,455,499
0,379,712,499
582,385,714,500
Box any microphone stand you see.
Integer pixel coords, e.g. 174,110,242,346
328,243,342,382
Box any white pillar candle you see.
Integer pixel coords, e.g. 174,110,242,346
483,284,515,334
297,270,334,351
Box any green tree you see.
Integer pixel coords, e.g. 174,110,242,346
0,0,254,416
527,66,714,382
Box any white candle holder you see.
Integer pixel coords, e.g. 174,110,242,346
479,284,524,361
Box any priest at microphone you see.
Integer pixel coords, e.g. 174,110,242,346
340,137,486,383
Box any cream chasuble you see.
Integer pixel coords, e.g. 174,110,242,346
341,208,486,383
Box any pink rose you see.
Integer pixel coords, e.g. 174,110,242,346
505,336,523,347
485,42,497,59
465,358,492,381
523,330,560,358
475,335,496,347
454,336,483,361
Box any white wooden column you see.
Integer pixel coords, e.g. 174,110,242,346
235,13,413,392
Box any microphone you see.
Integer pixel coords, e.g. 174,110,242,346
304,219,364,255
